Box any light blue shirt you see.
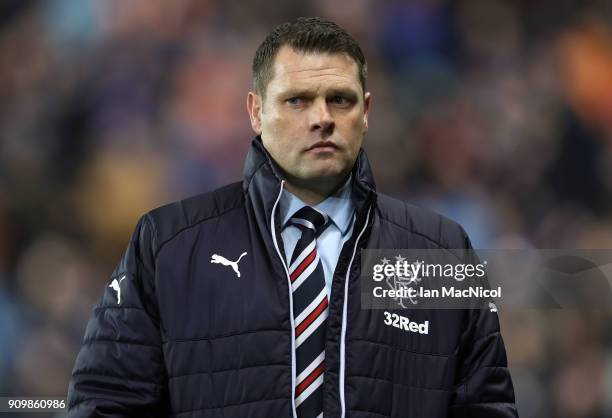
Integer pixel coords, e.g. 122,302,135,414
279,176,355,300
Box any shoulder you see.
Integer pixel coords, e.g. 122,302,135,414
143,181,245,254
375,192,471,249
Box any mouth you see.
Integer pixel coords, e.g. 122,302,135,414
306,141,339,152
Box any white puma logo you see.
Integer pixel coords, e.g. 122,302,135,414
210,252,248,278
109,275,126,304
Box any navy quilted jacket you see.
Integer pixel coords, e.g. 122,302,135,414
67,137,518,417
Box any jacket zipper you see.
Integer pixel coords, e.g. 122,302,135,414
339,205,372,418
271,179,372,418
270,180,298,418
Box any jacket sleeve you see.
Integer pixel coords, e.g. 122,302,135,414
67,214,170,417
449,234,519,418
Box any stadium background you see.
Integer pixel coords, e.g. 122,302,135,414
1,1,611,417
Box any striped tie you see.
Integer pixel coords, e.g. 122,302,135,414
287,206,330,418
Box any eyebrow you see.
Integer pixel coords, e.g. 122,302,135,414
278,89,313,99
327,88,359,99
278,87,360,99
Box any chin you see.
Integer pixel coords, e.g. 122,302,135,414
303,166,349,183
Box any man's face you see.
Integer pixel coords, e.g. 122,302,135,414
247,46,371,189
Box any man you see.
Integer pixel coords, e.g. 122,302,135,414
67,17,518,418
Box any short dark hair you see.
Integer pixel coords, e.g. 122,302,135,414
252,17,367,97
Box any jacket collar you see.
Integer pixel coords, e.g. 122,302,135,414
242,135,377,235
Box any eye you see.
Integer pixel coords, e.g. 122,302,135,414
286,97,304,105
330,96,349,106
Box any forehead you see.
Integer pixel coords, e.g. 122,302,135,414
267,46,361,94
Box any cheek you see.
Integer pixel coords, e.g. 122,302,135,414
340,116,366,156
352,110,367,129
262,108,291,136
339,113,366,140
260,118,296,162
338,108,364,128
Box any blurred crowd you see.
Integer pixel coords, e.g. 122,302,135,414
1,0,611,417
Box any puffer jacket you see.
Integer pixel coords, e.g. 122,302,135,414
67,136,518,417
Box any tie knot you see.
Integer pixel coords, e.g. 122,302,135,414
289,206,329,235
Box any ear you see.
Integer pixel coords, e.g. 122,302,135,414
362,92,371,133
247,91,263,135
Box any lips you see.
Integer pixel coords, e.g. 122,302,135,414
307,141,338,151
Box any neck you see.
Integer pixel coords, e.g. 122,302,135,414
284,174,348,206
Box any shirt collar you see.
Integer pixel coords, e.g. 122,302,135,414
279,174,355,234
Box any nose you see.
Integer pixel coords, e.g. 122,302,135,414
309,99,335,136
